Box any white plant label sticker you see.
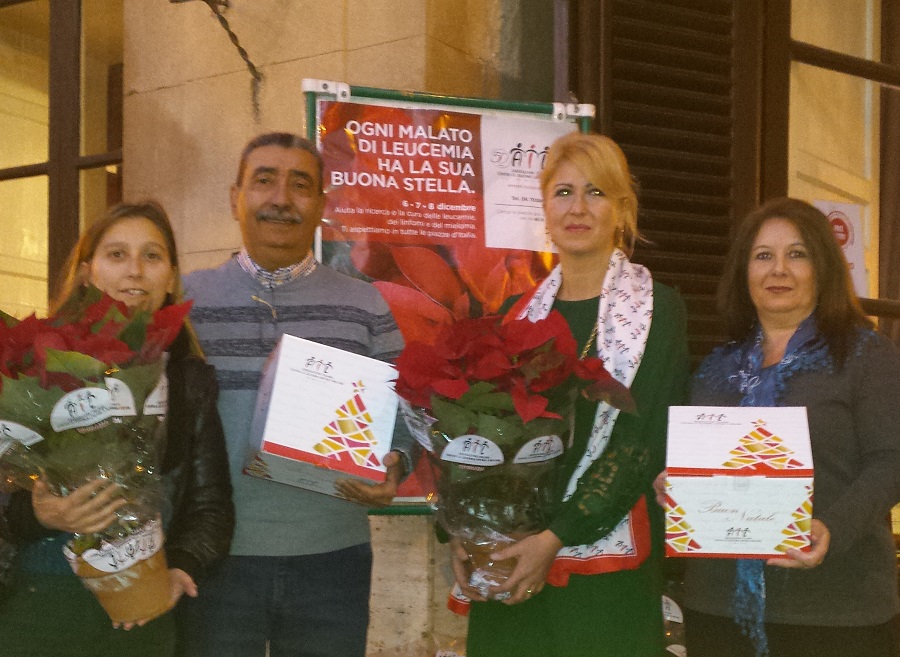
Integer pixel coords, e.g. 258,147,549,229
65,518,164,574
50,388,114,431
105,377,137,416
142,373,168,416
0,420,44,454
440,435,504,466
513,434,564,464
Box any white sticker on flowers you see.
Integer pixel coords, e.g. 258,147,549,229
440,435,504,467
142,373,168,416
0,421,44,450
104,377,137,416
64,518,164,574
513,435,564,464
50,387,115,431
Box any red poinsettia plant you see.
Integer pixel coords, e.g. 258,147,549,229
395,310,634,428
395,311,636,599
0,286,190,394
0,287,192,622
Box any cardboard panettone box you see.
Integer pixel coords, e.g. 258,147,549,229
663,406,814,558
245,334,399,497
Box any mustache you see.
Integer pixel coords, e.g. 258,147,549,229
256,207,304,224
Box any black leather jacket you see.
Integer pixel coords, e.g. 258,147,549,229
157,350,234,581
3,339,234,584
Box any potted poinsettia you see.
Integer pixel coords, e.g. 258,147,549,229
0,287,190,623
395,310,634,597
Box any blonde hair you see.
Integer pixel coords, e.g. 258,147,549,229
539,132,640,252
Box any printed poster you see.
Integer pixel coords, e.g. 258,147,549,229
315,100,582,502
813,199,869,298
317,100,576,346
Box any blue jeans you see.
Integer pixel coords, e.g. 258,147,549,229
177,544,372,657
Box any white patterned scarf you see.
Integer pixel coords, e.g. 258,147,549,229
515,249,655,581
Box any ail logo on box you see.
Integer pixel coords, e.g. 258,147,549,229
296,355,337,382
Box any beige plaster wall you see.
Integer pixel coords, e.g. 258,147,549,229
122,1,507,654
123,0,503,272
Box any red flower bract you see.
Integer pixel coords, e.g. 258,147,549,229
0,287,191,393
395,311,634,425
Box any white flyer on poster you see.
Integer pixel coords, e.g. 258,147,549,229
480,115,577,252
813,199,869,298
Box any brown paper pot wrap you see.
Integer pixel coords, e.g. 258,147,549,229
65,518,171,623
462,533,527,596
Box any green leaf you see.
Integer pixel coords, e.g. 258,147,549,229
106,360,165,410
456,381,496,402
0,375,63,429
475,413,523,447
0,309,18,328
116,311,149,350
462,391,515,414
43,348,107,380
431,397,476,438
91,302,129,338
521,415,570,441
52,285,103,324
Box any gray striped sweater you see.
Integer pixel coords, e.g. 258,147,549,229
184,257,409,556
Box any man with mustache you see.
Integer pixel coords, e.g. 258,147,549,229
180,133,414,657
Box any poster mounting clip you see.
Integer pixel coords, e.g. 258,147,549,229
301,79,351,101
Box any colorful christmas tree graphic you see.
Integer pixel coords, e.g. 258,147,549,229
722,420,805,470
774,484,813,553
313,381,382,469
664,482,702,553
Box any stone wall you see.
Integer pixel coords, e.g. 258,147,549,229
123,0,509,272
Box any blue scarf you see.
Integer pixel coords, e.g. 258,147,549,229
729,316,831,657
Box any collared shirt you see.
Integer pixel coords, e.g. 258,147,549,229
236,248,317,289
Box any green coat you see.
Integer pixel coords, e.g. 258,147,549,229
467,282,690,657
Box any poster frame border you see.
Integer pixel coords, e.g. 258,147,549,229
301,80,594,515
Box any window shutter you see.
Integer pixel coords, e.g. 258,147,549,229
569,0,760,362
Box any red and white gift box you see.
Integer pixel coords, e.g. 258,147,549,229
664,406,814,558
245,335,399,497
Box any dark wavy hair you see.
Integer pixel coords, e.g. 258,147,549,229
717,197,871,366
235,132,323,192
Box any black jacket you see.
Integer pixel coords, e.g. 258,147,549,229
158,349,234,581
3,338,234,584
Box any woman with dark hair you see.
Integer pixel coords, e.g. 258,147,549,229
677,197,900,657
455,132,690,657
0,202,234,656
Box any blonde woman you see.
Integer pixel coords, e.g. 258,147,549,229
455,133,690,656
